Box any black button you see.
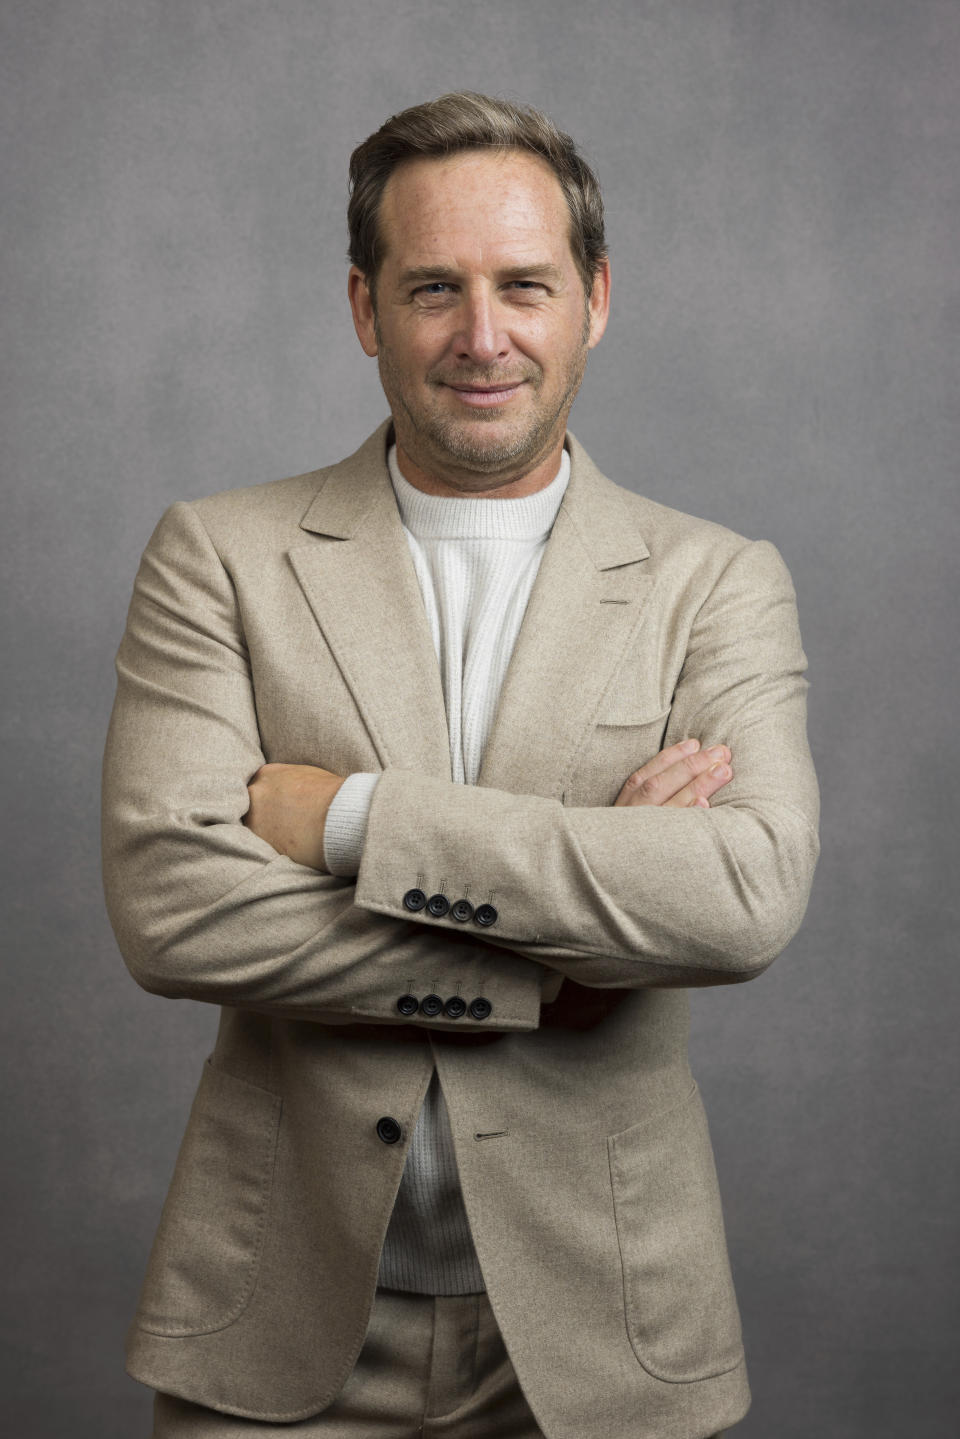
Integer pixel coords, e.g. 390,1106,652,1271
450,899,474,923
396,994,419,1017
474,903,498,928
376,1116,402,1145
403,888,427,912
468,997,492,1021
444,996,467,1019
426,894,450,918
419,993,444,1017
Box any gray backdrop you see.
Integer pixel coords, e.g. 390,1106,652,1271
2,2,957,1435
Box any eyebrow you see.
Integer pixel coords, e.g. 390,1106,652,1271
397,266,458,286
396,263,566,287
499,263,566,285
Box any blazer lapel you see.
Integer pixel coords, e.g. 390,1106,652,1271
477,435,653,800
288,423,451,778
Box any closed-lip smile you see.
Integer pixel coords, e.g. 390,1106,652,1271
447,383,523,408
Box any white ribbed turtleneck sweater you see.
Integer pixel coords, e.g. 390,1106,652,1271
323,443,569,1295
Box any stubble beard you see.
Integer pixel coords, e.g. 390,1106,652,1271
376,319,590,483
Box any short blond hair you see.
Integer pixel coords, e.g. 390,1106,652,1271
348,92,607,299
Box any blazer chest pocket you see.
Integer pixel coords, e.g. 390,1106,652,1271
566,706,671,807
607,1085,744,1384
136,1059,282,1338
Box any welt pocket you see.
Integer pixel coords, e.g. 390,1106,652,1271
594,704,671,731
136,1058,282,1338
607,1084,744,1384
565,706,672,805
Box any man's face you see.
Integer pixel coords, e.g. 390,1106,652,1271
348,149,610,495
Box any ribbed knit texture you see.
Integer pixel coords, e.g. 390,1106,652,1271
325,444,569,1294
324,772,379,877
390,448,570,789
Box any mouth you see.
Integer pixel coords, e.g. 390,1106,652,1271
445,383,524,409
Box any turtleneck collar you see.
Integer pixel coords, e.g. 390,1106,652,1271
387,444,570,542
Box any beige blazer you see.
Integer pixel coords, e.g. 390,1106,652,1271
102,421,819,1439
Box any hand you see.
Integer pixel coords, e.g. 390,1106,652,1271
243,763,346,871
613,738,732,809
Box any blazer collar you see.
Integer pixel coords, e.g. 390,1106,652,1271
298,419,398,540
299,422,650,564
475,434,655,796
559,431,650,570
290,421,654,795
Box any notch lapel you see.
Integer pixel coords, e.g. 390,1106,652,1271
477,435,654,800
288,423,451,778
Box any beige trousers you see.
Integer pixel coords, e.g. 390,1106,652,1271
152,1289,545,1438
152,1287,730,1439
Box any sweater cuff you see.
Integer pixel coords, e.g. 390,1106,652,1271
323,773,380,878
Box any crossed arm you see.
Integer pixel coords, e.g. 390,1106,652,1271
103,499,818,1027
242,739,736,873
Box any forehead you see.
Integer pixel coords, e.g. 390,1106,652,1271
377,150,574,271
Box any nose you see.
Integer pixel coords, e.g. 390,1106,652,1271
453,290,509,366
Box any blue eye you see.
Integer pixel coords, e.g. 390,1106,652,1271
507,280,547,295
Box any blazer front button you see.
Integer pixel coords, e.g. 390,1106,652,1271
468,997,492,1021
403,888,427,912
444,996,467,1019
419,994,444,1017
396,994,419,1017
450,899,474,923
426,894,450,918
376,1116,402,1145
474,903,498,928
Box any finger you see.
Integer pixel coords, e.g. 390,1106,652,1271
632,736,702,783
615,744,731,807
661,759,733,808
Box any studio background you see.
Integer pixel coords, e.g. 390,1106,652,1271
2,2,957,1435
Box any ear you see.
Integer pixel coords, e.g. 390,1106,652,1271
348,267,378,356
586,257,611,349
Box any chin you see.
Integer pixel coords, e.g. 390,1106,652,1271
433,420,549,472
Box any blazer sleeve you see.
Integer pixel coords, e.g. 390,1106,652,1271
353,539,820,988
101,501,546,1029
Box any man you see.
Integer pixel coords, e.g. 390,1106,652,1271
103,93,819,1439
